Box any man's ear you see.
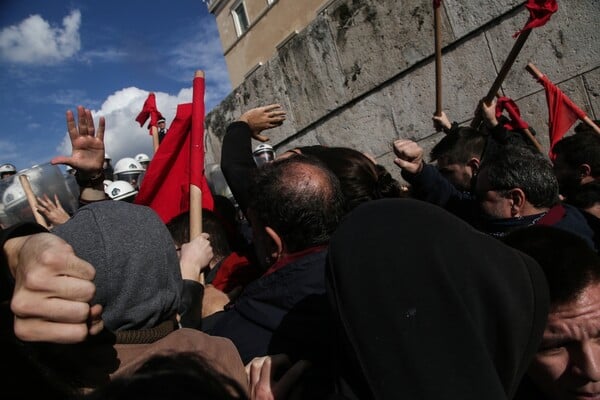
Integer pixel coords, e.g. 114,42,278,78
467,158,481,175
265,226,284,261
509,188,526,216
579,163,592,179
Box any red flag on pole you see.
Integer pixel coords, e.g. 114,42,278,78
134,97,214,223
433,0,441,8
513,0,558,38
537,75,588,160
495,97,530,131
135,92,164,134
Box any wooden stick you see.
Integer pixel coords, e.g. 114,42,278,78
471,30,532,128
526,62,600,135
19,175,48,228
434,5,443,116
151,125,159,154
189,69,205,241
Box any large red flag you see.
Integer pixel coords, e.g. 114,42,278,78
513,0,558,38
135,92,164,134
134,82,214,223
538,75,588,160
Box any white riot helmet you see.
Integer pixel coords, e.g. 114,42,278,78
134,153,151,169
103,179,113,191
105,180,138,202
252,144,275,166
0,163,17,179
113,157,145,188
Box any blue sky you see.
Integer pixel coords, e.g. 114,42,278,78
0,0,231,171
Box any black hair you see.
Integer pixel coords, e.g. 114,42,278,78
503,225,600,305
166,210,231,261
299,146,403,212
479,145,559,208
430,127,488,164
248,154,345,253
552,129,600,176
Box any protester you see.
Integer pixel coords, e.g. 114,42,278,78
327,198,549,399
1,105,249,398
552,128,600,202
203,154,345,370
394,139,597,250
503,225,600,400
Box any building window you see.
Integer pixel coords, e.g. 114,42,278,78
232,1,250,37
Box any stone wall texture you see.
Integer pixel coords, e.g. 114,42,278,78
204,0,600,187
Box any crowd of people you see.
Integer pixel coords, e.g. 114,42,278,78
1,93,599,400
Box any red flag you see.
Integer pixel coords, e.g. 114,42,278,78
134,93,214,223
135,92,164,134
538,75,588,160
495,97,530,131
513,0,558,38
433,0,441,8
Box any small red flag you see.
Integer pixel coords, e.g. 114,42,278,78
134,92,214,223
135,92,164,135
538,75,588,160
495,97,530,131
513,0,558,38
433,0,442,8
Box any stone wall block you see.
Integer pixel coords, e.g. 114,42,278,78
325,0,455,98
485,0,600,99
443,0,521,38
275,17,348,128
582,68,600,120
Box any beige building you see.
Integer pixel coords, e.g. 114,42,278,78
206,0,330,88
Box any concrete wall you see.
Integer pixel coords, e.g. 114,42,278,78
204,0,600,185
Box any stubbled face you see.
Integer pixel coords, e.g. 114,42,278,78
437,160,472,192
528,283,600,400
473,168,513,219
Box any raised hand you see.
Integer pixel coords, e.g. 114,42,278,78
51,105,105,174
239,104,287,142
432,111,452,132
393,139,425,174
36,194,70,227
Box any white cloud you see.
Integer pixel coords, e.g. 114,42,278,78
56,87,195,164
0,10,81,64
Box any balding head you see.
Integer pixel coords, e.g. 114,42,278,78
248,154,345,253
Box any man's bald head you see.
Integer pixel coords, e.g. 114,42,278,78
248,154,345,253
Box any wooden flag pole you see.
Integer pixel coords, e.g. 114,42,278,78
471,30,532,128
526,63,600,135
151,125,160,154
189,69,205,241
19,175,48,228
434,4,443,116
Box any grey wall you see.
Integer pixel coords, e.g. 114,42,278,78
204,0,600,184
